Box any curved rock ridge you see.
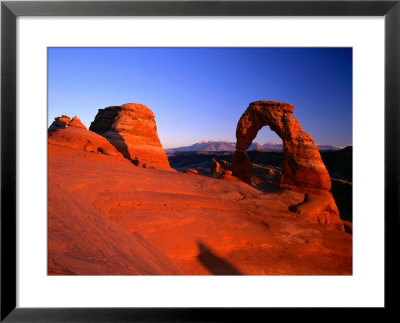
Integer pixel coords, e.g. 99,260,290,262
232,101,343,230
89,103,173,170
48,116,123,157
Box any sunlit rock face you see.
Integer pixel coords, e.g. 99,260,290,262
232,101,343,231
48,115,123,157
48,115,71,133
89,103,173,170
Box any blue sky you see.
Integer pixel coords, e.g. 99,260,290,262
48,48,352,149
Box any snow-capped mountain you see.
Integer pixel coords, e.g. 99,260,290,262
165,140,340,154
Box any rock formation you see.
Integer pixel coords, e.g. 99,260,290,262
220,160,231,170
231,101,343,230
48,116,123,157
89,103,172,170
210,158,221,176
48,115,71,132
231,150,253,182
218,170,235,180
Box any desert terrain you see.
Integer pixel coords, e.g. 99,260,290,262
48,102,352,275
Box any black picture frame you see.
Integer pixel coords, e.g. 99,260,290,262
1,0,399,321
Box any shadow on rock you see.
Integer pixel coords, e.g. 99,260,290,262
104,132,131,159
251,178,281,194
196,241,242,275
97,132,139,166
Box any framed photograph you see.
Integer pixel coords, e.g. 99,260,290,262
1,0,399,321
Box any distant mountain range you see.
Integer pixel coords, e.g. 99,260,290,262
165,140,340,154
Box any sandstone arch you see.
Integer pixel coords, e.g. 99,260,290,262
231,101,343,230
232,101,331,191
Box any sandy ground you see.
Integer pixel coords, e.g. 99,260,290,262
48,144,352,275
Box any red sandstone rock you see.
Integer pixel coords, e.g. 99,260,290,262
48,143,352,275
48,146,180,275
231,150,252,183
48,115,71,133
210,158,221,176
48,116,123,157
89,103,173,170
218,170,237,181
68,116,87,129
291,193,343,231
183,169,198,175
232,101,343,230
342,220,353,234
234,101,331,191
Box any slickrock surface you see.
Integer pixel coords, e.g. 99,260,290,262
48,116,123,157
183,169,199,175
48,143,352,275
89,103,173,170
232,101,343,230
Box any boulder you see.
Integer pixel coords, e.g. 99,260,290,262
218,170,240,182
89,103,172,170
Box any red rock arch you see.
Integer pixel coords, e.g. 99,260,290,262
231,101,343,230
232,101,331,192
